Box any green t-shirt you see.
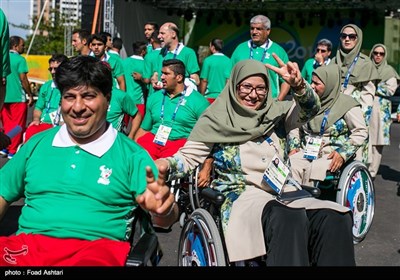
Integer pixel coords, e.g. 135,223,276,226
0,125,157,241
143,48,161,97
34,80,61,124
152,45,200,83
122,55,146,104
0,8,10,78
107,88,138,131
141,87,209,140
103,52,124,90
231,40,289,99
200,53,232,98
5,51,28,103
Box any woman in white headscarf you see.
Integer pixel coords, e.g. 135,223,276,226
368,43,400,178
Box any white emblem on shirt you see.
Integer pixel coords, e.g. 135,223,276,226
98,165,112,185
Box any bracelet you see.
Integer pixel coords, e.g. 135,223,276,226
292,78,306,92
151,201,176,218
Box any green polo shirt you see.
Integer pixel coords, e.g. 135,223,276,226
5,51,28,103
150,45,200,83
0,125,157,241
107,88,138,131
143,48,161,96
122,55,146,104
200,53,232,98
141,87,209,140
34,80,61,124
231,40,289,99
0,9,10,78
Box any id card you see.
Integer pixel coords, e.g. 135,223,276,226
49,109,63,126
262,154,290,195
154,124,172,146
303,136,322,160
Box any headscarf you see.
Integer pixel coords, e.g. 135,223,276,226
308,64,360,133
369,43,400,82
188,59,293,143
333,24,379,84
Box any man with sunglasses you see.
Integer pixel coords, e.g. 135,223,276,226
301,39,332,84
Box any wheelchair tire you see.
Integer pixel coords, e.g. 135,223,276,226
336,161,375,244
177,208,226,266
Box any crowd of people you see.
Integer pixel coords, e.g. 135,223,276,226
0,9,399,267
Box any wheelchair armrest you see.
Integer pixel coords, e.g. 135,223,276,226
201,188,226,206
126,232,163,266
301,184,321,198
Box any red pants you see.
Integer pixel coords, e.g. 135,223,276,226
0,102,27,154
136,132,187,160
0,233,130,266
24,123,53,143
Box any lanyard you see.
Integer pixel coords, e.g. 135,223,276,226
319,109,331,135
163,43,181,60
264,136,280,154
249,40,269,62
45,87,55,113
160,88,186,123
342,53,359,89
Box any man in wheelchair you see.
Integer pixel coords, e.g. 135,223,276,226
155,59,356,266
0,56,176,266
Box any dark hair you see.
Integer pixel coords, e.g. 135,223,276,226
9,36,23,49
55,56,112,100
72,29,91,43
317,38,332,52
211,38,224,52
162,59,185,77
99,31,112,38
132,41,147,55
145,22,159,31
89,33,107,45
150,30,161,44
112,37,123,50
49,54,69,64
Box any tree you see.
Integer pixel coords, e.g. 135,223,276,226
12,8,79,55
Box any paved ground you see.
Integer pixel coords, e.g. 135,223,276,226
1,113,399,267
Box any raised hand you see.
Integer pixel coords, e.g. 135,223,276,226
136,165,175,216
265,53,303,88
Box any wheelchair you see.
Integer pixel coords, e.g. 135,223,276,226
313,159,375,244
170,166,228,266
0,202,162,266
173,158,375,266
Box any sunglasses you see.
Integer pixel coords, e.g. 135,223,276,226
373,51,385,56
316,48,327,53
48,67,57,71
340,33,357,41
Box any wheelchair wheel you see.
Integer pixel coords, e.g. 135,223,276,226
336,161,375,244
178,208,226,266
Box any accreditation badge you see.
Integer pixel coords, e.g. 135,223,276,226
154,124,172,146
303,136,322,160
262,154,290,195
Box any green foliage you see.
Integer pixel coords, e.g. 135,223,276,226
14,8,79,55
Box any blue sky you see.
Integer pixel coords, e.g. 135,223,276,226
1,0,30,38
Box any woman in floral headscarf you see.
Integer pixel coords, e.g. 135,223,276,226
368,43,400,178
155,58,355,266
332,24,379,165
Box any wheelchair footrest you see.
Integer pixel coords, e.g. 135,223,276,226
126,232,162,266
